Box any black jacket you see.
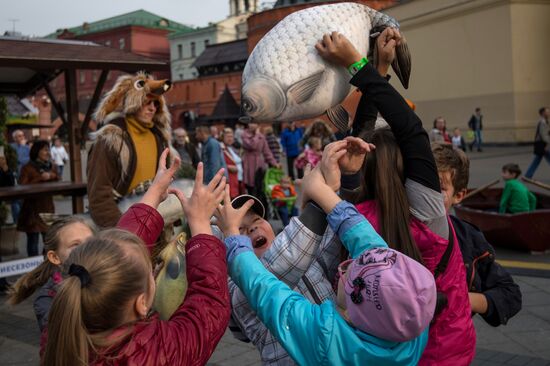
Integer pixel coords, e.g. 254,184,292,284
451,215,522,326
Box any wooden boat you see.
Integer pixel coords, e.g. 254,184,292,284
454,188,550,252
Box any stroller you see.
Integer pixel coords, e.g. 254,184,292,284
263,167,297,222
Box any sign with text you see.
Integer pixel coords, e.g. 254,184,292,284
0,256,43,278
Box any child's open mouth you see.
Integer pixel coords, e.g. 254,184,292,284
254,236,268,248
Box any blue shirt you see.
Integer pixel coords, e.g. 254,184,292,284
10,143,30,176
201,136,227,184
280,127,303,158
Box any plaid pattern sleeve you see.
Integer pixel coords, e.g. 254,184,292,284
260,216,322,289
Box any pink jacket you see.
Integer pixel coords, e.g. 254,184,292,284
356,200,476,366
241,130,277,187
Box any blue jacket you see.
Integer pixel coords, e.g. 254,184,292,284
201,136,227,184
280,128,303,158
227,201,429,366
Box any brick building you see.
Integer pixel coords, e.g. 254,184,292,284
42,10,192,132
166,0,398,130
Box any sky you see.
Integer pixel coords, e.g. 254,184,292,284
1,0,231,37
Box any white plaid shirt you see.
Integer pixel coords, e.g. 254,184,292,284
228,214,341,365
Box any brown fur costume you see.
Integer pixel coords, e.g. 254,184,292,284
87,72,172,227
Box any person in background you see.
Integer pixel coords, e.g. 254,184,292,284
241,121,280,196
525,107,550,179
50,137,69,180
294,136,323,174
452,128,466,151
195,125,227,184
280,121,303,180
263,126,282,163
172,128,200,173
271,175,298,226
234,120,246,148
429,117,451,144
10,129,30,175
210,125,221,141
222,127,245,198
468,107,483,152
432,143,522,327
500,163,536,214
17,140,59,257
301,119,336,150
10,129,30,224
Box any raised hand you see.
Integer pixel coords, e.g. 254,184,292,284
169,163,226,236
214,186,255,237
299,164,327,209
376,27,402,76
315,31,362,68
141,148,181,209
339,137,375,175
319,140,348,192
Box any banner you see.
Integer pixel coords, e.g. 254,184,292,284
0,256,43,278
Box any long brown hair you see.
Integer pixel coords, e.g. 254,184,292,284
357,128,424,264
8,216,92,305
43,229,152,366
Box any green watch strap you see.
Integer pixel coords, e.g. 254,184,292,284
348,57,369,76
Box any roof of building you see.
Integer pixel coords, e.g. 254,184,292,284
192,39,248,68
0,36,168,97
273,0,332,8
207,85,241,121
46,9,194,38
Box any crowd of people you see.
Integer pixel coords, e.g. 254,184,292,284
3,27,545,366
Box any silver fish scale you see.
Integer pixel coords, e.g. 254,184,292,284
244,2,374,88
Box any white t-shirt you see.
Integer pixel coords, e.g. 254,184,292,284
50,145,69,166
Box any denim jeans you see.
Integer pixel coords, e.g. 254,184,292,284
278,205,298,226
469,130,483,151
525,150,550,178
26,232,44,257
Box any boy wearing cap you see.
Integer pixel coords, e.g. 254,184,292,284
215,147,436,365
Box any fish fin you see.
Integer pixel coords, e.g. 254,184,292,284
326,105,350,132
391,38,412,89
287,71,323,104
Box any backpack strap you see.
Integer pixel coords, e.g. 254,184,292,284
433,221,454,279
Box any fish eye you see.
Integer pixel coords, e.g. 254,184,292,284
242,99,254,112
134,79,146,90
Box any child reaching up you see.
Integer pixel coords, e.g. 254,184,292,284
500,163,536,214
43,162,230,366
215,162,436,365
271,175,298,226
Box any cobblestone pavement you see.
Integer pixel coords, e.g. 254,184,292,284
1,146,550,365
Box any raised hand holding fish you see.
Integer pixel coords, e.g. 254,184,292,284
315,32,363,68
375,27,401,76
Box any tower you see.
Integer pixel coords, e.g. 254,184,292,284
230,0,258,16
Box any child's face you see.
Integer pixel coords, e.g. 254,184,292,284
438,171,466,212
312,141,322,151
280,178,291,189
453,129,461,137
239,211,275,258
48,223,93,266
501,170,516,181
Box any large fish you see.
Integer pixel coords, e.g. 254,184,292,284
153,231,188,320
241,2,411,131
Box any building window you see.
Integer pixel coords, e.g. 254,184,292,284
177,44,183,59
204,39,209,47
190,42,196,57
105,40,111,47
179,73,184,80
212,82,217,98
119,38,125,50
80,71,86,84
